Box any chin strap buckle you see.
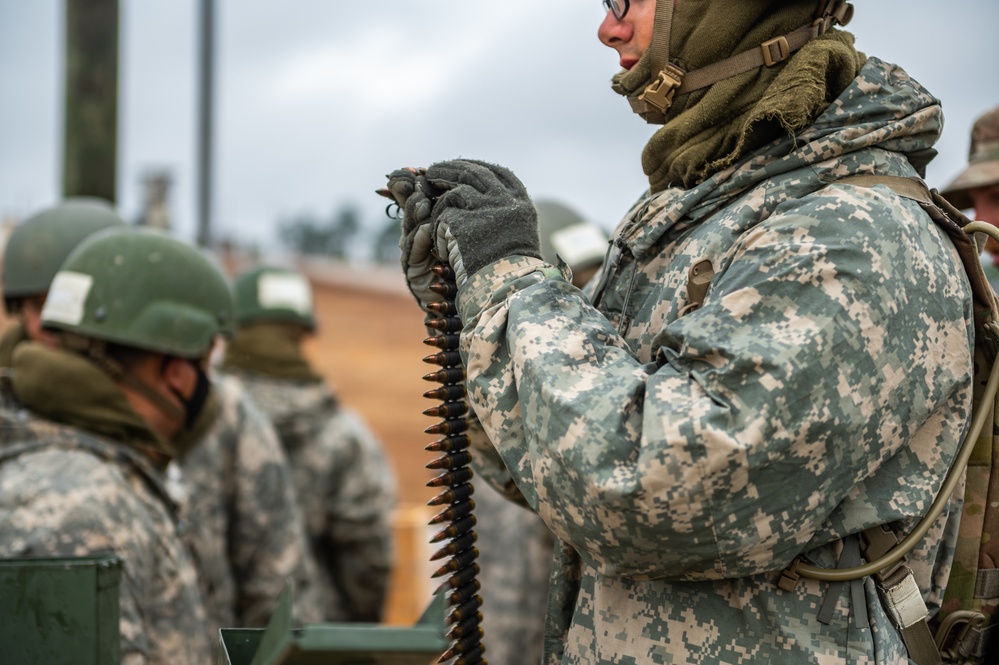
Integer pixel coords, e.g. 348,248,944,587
761,36,791,67
638,64,686,115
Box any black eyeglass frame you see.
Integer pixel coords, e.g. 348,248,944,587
602,0,630,21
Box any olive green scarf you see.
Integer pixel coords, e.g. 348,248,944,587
221,322,322,383
11,342,176,464
612,0,863,191
0,322,29,369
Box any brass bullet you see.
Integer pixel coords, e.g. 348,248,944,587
439,631,484,662
430,515,476,544
422,350,462,366
435,563,480,593
444,579,481,606
423,402,469,419
422,367,466,384
427,466,474,488
426,451,472,471
446,620,484,642
427,317,462,333
425,434,471,453
423,333,460,349
427,482,474,507
426,300,457,316
432,263,455,279
431,547,479,578
423,385,466,402
429,282,458,298
445,595,482,625
430,531,477,561
429,499,476,525
425,418,469,436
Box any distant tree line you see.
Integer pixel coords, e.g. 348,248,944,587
277,203,401,263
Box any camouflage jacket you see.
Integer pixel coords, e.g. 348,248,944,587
172,373,325,629
0,411,213,665
459,58,975,664
223,368,396,623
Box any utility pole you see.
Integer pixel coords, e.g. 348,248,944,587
196,0,215,248
63,0,119,202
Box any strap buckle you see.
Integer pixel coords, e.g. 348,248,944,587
778,557,802,592
638,65,685,114
761,36,790,67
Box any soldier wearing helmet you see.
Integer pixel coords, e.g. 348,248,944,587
0,202,325,633
0,197,123,371
0,227,227,663
385,1,973,663
218,265,396,623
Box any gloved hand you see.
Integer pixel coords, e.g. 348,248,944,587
424,159,542,288
383,167,438,312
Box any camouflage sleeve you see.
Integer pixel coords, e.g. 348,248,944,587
456,189,973,582
319,409,396,622
219,381,326,625
0,449,212,664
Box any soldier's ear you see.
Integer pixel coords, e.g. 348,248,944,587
160,356,199,397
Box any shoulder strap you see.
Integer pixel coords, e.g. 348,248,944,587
778,174,999,665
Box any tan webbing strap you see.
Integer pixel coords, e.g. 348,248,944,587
975,568,999,598
636,0,684,120
861,525,942,665
674,1,855,99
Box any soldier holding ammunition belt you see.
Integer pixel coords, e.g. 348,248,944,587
384,1,975,663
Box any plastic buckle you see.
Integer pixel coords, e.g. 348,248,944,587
878,567,929,630
761,36,790,67
833,1,854,26
638,65,684,114
778,557,802,592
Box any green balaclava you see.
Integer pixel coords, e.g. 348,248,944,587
612,0,863,192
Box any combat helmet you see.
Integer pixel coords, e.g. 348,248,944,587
232,265,316,331
41,226,234,359
941,105,999,211
535,200,608,287
613,0,854,123
2,197,125,313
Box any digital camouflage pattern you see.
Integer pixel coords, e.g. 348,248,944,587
457,58,975,664
223,368,396,622
0,409,213,665
473,472,554,665
171,372,325,628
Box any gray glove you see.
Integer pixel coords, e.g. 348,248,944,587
384,167,438,311
425,159,542,288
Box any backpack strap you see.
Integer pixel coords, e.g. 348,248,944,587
775,174,999,665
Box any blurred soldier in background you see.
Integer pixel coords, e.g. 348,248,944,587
220,265,396,622
942,105,999,290
0,226,225,663
169,361,327,629
0,199,324,632
474,199,608,665
0,198,123,395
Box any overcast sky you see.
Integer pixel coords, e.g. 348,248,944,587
1,1,997,255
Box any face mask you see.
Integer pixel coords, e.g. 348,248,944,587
165,358,212,429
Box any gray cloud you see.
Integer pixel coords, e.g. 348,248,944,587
2,0,997,252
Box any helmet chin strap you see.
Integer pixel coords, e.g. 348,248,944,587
632,0,854,124
167,360,211,430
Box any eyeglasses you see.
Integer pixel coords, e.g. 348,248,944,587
602,0,629,21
